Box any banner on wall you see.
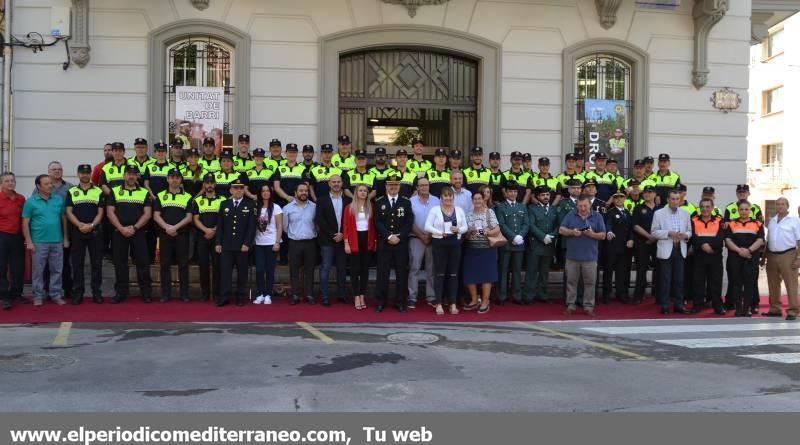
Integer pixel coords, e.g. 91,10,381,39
175,86,225,152
584,99,627,168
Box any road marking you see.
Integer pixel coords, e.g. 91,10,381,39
582,322,800,336
739,352,800,364
514,321,649,361
52,322,72,346
657,336,800,349
296,322,334,344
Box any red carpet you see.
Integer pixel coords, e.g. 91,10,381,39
0,296,776,323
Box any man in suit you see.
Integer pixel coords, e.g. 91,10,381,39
651,189,692,315
215,178,256,306
496,181,529,305
603,191,633,304
374,174,414,313
524,186,559,304
314,174,351,306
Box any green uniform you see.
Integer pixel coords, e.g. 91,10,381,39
501,169,532,203
496,200,529,303
525,202,559,301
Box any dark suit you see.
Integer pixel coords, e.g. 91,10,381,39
215,198,256,305
314,193,352,302
374,194,414,309
603,206,632,302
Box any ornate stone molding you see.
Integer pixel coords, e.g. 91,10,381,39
595,0,623,30
69,0,90,68
692,0,729,89
381,0,450,18
190,0,210,11
750,11,774,44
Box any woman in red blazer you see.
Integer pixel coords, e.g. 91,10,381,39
343,184,376,310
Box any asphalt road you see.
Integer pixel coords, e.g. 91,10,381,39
2,318,800,412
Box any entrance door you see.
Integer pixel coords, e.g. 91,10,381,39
339,49,478,163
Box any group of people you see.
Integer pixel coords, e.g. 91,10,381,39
1,133,799,320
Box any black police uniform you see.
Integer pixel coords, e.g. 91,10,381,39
374,192,414,312
143,160,173,263
65,180,104,304
215,192,257,306
603,203,633,303
191,190,226,301
631,202,658,303
107,183,152,303
154,187,193,302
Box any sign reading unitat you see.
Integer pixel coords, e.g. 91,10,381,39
175,86,225,147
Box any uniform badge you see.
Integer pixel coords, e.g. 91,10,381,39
334,161,340,166
470,171,475,177
615,214,620,219
73,191,79,197
641,209,647,214
381,205,386,211
224,207,230,213
242,208,250,213
398,207,405,217
281,167,287,173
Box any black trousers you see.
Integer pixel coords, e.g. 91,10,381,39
0,232,24,304
376,243,409,307
159,231,190,300
633,240,657,300
603,246,631,300
220,249,249,305
196,235,220,301
693,252,723,309
432,241,461,305
112,230,151,300
289,239,317,298
349,231,371,296
727,253,760,315
70,226,103,301
683,254,695,303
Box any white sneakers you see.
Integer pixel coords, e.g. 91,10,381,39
254,295,273,305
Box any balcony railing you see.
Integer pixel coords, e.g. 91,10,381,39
748,163,791,188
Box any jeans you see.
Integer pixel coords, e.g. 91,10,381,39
565,259,597,310
408,237,434,303
658,248,685,309
432,240,461,306
254,245,279,297
32,242,64,301
319,243,347,301
0,232,24,303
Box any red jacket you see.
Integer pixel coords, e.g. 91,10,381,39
91,161,106,186
342,203,376,253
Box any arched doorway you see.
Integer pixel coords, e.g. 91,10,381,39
338,48,478,160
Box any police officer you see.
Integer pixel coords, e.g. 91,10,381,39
106,165,152,303
273,143,308,204
502,151,532,204
584,152,618,202
426,148,451,198
488,151,504,203
624,179,644,214
529,156,560,206
496,180,529,304
65,164,104,305
309,144,345,201
522,153,534,177
346,149,376,200
723,184,763,312
268,138,286,166
332,135,357,172
180,148,207,197
143,142,173,198
642,155,655,177
169,139,186,170
192,174,225,302
648,153,680,205
100,142,129,196
387,149,417,198
233,134,254,173
463,146,491,196
247,148,279,200
624,159,656,191
631,185,659,304
128,137,154,176
556,153,585,198
198,137,220,174
153,168,193,302
374,174,414,313
215,178,256,306
698,186,722,217
407,138,432,176
524,186,559,303
603,191,633,304
448,149,463,172
370,147,392,197
215,150,248,198
301,144,318,175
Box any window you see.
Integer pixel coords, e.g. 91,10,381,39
764,28,784,60
762,143,783,166
763,86,784,115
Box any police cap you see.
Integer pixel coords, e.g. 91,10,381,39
595,152,608,160
612,190,626,198
643,156,655,163
471,146,483,155
565,153,577,161
702,186,715,194
286,143,298,152
124,165,139,175
253,148,266,157
302,144,314,153
219,150,233,159
628,179,640,187
171,139,184,148
582,179,598,189
269,139,282,147
434,148,447,157
504,180,519,191
566,179,582,188
375,147,387,155
238,134,250,143
167,168,182,177
202,173,216,183
449,149,462,159
202,137,215,146
522,153,532,161
658,153,670,161
676,183,687,192
111,142,125,151
77,164,92,174
510,151,523,160
134,137,147,146
386,173,402,184
534,186,550,196
187,148,200,157
320,144,333,152
338,135,351,144
633,159,644,167
736,184,750,193
395,149,408,157
489,151,501,160
153,142,168,151
355,149,368,158
642,185,656,193
538,157,550,165
230,178,246,188
606,158,618,164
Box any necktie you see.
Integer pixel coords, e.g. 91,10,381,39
234,200,239,210
391,197,396,208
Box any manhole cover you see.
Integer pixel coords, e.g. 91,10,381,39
0,354,76,373
386,333,440,344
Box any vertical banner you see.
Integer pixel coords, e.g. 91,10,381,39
175,86,225,152
584,99,627,168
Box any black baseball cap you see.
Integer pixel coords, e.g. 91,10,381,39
187,148,200,157
658,153,670,161
203,173,216,183
375,147,387,155
355,149,368,158
628,179,641,187
302,144,314,153
320,144,333,152
134,137,147,146
434,148,447,157
286,143,298,152
253,148,266,157
203,137,215,146
489,151,501,160
633,159,644,167
702,186,715,194
269,139,282,147
219,151,233,159
471,146,483,155
538,157,550,165
395,149,408,156
607,158,618,165
736,184,750,192
238,134,250,142
565,153,577,161
510,151,522,160
167,168,182,177
338,135,351,144
111,142,125,150
676,183,687,192
154,142,168,151
449,149,462,158
77,164,92,173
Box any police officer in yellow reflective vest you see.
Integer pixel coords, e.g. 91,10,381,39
153,168,193,302
488,151,504,203
346,150,376,200
407,138,432,176
697,186,722,217
233,134,255,173
723,184,763,312
370,147,393,197
387,149,417,198
332,135,357,172
215,151,248,198
198,137,221,174
501,151,532,204
247,148,279,200
529,156,560,206
584,152,619,202
65,164,105,305
309,144,345,201
648,153,680,205
192,174,226,302
106,165,153,303
624,179,644,214
128,137,155,179
100,142,128,195
268,139,287,167
463,146,492,196
556,153,585,199
426,148,451,198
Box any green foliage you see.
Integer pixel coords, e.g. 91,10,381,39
391,127,423,146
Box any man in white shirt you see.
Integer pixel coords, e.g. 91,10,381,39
451,170,473,215
408,177,440,308
764,197,800,320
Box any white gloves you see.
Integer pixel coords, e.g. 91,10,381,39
543,235,553,245
513,235,524,246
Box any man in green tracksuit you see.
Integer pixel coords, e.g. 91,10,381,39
524,186,560,304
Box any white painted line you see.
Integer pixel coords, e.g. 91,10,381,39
582,322,800,336
739,353,800,364
657,336,800,349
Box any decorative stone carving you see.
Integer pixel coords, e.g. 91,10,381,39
190,0,210,11
750,11,774,44
710,87,741,113
70,0,90,68
595,0,623,30
692,0,729,89
381,0,450,18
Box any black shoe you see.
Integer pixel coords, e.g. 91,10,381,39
661,307,670,315
182,297,191,303
92,296,103,304
714,308,726,315
601,296,610,304
524,300,533,305
396,304,407,313
306,296,316,305
216,300,227,307
71,298,83,305
290,295,300,305
337,296,347,304
2,301,11,310
534,298,549,304
375,304,385,313
321,298,330,307
143,296,152,303
201,294,210,302
512,300,523,305
762,311,782,317
111,296,124,304
160,297,170,303
787,314,797,321
673,305,689,314
689,307,702,314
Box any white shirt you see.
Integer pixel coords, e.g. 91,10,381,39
254,203,283,246
767,213,800,252
453,187,473,214
356,210,369,231
330,192,343,231
232,198,242,208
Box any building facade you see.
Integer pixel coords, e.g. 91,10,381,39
7,0,795,204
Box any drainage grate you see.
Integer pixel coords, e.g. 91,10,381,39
386,333,440,345
0,354,76,373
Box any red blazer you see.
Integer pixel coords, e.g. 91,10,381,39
342,203,376,253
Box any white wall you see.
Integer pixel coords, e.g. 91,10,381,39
11,0,751,204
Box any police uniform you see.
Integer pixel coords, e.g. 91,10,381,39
300,145,319,180
374,176,414,312
100,159,129,191
154,171,193,302
529,157,560,203
488,151,504,203
128,138,155,178
347,158,376,194
215,179,257,306
332,135,357,172
631,191,658,303
648,153,681,204
501,152,532,204
214,151,249,198
107,169,152,303
495,181,529,303
603,193,633,303
310,157,345,199
463,147,491,196
198,137,221,173
268,139,288,167
179,150,207,197
584,153,620,201
386,151,417,198
369,147,392,197
233,134,255,173
66,166,105,304
425,149,451,197
191,176,226,301
143,148,173,197
524,186,560,303
556,153,586,198
247,149,280,197
274,144,308,203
